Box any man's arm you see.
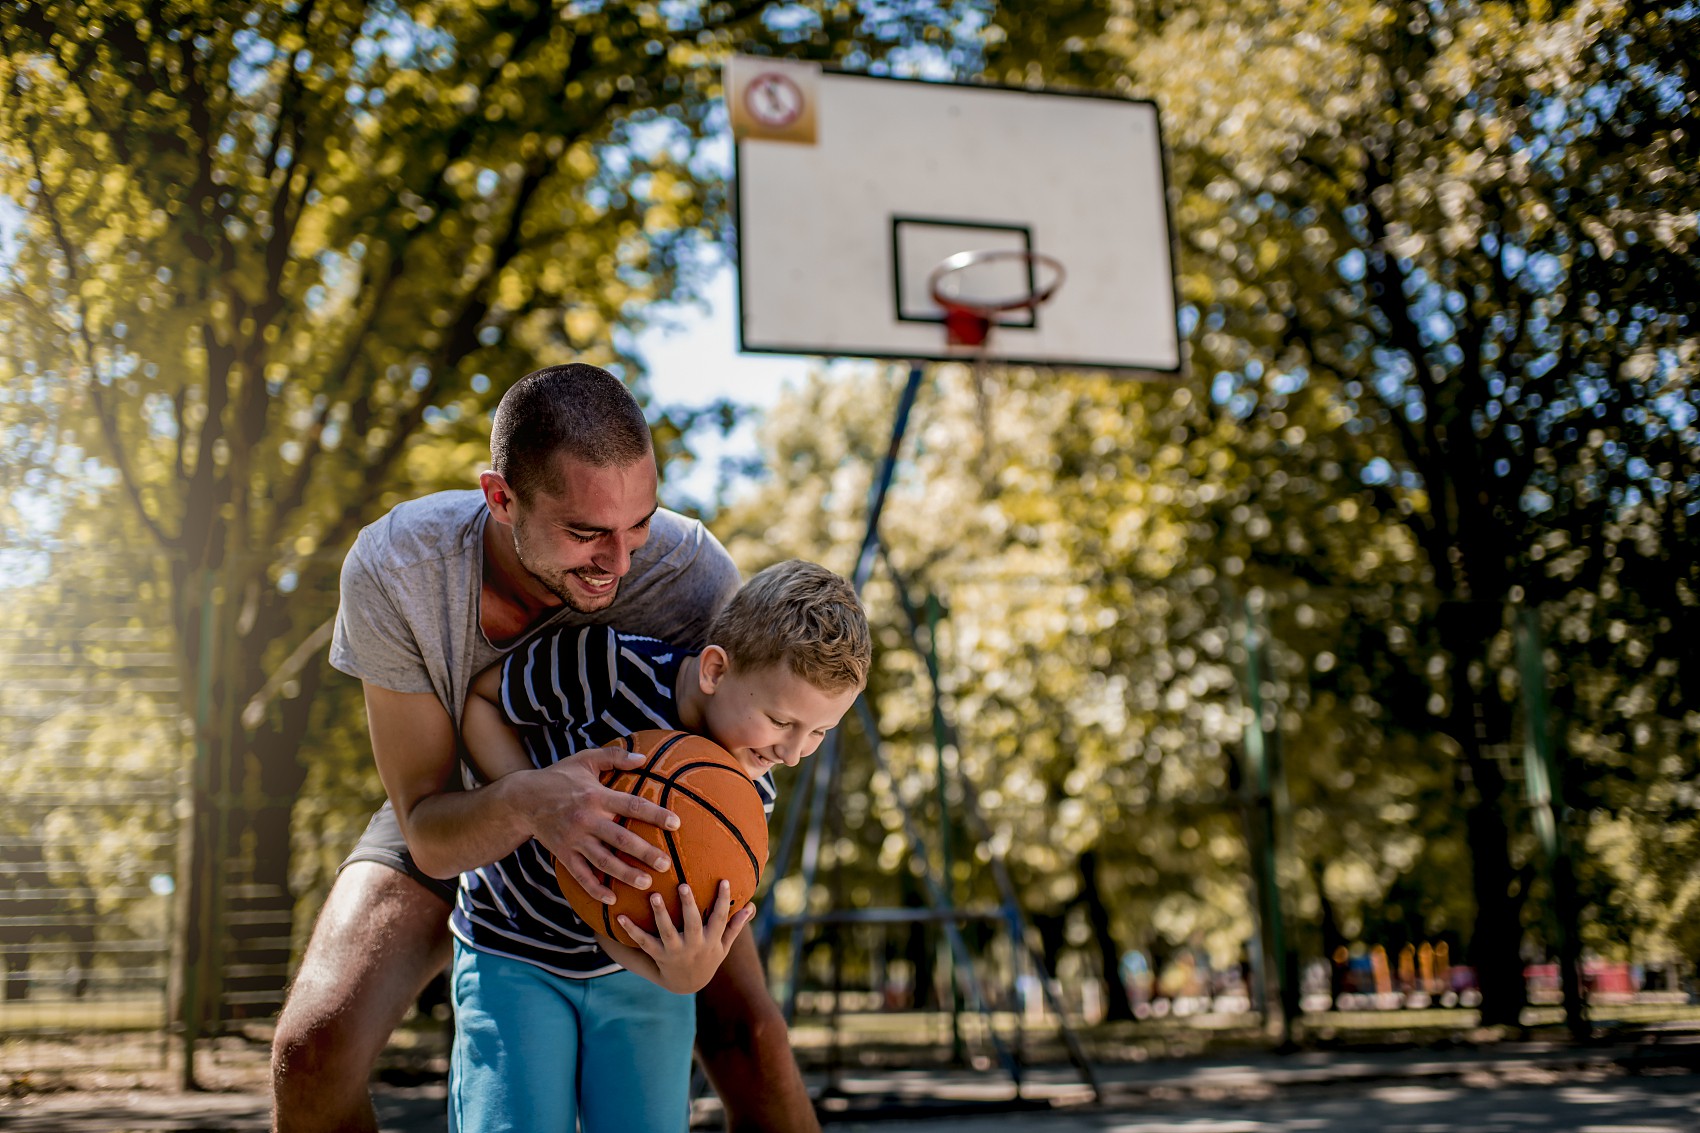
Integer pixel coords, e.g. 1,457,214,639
365,682,678,893
696,931,820,1133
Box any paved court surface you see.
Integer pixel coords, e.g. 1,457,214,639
831,1073,1700,1132
1,1047,1695,1131
1,1073,1697,1131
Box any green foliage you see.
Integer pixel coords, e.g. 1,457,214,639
982,0,1699,1011
0,0,980,1021
715,0,1698,1014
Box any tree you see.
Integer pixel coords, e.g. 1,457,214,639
714,366,1281,1020
986,0,1700,1027
0,0,968,1031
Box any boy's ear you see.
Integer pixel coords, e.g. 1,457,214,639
697,645,731,694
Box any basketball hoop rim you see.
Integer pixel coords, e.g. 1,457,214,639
926,248,1067,318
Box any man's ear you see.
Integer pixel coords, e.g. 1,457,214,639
697,645,731,694
479,470,518,525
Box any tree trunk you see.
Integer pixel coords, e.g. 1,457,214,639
169,553,327,1033
900,877,935,1010
1032,910,1068,986
219,616,323,1024
1460,768,1526,1028
1078,851,1135,1022
1314,863,1347,1011
1441,605,1527,1029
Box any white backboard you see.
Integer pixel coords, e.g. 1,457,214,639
731,63,1182,374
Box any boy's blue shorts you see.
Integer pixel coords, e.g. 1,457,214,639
449,939,697,1133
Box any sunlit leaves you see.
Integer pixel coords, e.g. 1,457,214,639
0,0,982,981
986,0,1699,980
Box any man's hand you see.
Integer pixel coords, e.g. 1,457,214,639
613,881,754,995
528,745,680,904
373,683,681,884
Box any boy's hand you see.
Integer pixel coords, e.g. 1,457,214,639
528,746,679,904
617,881,754,995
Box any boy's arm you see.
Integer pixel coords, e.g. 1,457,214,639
463,663,534,781
594,932,668,987
593,881,754,995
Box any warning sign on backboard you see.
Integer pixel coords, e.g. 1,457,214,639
726,56,820,145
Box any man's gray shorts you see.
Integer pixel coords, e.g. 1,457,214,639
340,799,458,906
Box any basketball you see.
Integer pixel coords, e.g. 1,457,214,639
554,729,769,948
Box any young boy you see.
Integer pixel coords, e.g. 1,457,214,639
450,559,870,1133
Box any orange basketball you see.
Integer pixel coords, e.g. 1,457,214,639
554,729,769,949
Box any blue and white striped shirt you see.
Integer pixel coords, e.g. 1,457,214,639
450,625,776,978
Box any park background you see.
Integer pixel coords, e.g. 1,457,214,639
1,0,1697,1101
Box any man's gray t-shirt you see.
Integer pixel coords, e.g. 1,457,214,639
329,489,741,896
330,490,739,724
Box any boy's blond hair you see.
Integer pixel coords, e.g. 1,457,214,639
708,560,870,694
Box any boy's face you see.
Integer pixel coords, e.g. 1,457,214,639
697,651,860,779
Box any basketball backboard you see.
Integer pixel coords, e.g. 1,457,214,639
729,59,1182,375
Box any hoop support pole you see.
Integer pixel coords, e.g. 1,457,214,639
854,363,926,591
758,361,925,960
881,548,1103,1102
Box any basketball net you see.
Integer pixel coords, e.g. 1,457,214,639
928,250,1065,495
941,304,994,349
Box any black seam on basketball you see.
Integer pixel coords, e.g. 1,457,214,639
644,732,689,775
655,779,694,885
604,732,685,941
655,768,763,879
620,757,758,794
639,736,690,895
592,736,760,937
661,817,685,884
611,730,688,782
653,743,700,881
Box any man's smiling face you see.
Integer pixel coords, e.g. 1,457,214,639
507,453,659,613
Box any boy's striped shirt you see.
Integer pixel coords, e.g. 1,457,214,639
450,625,777,979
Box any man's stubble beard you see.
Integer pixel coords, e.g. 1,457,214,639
511,524,616,614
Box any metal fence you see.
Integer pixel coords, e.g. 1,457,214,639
0,549,181,1073
0,541,435,1083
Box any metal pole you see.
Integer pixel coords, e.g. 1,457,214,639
925,592,964,1062
762,363,926,1010
177,569,218,1090
1517,607,1587,1041
758,362,924,945
853,364,926,591
1241,594,1294,1047
881,550,1099,1100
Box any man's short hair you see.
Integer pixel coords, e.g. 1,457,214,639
709,561,870,694
490,364,652,502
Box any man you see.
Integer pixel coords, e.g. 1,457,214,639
271,364,819,1132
